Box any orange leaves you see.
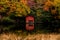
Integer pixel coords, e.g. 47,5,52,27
20,0,28,5
43,0,55,11
10,5,16,11
46,0,54,6
43,6,49,11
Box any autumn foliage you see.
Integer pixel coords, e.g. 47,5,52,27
0,0,60,33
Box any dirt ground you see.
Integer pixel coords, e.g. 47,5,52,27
0,33,60,40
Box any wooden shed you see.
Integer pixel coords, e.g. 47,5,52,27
26,16,34,31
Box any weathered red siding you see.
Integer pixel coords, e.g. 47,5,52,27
26,16,34,31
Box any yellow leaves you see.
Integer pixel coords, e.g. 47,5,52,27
15,0,31,17
16,8,21,12
54,0,60,6
37,13,41,16
15,9,27,17
0,1,31,17
15,6,30,17
12,0,31,17
36,10,41,16
15,13,22,17
20,0,31,13
16,7,27,16
23,4,31,14
54,0,60,13
0,7,5,12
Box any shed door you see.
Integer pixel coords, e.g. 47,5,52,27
26,16,34,31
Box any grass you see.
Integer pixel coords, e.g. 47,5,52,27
0,32,60,40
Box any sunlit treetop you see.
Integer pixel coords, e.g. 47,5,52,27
42,0,55,11
54,0,60,6
20,0,27,5
0,0,31,17
15,0,31,17
44,0,55,7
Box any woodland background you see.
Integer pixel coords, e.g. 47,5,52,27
0,0,60,33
